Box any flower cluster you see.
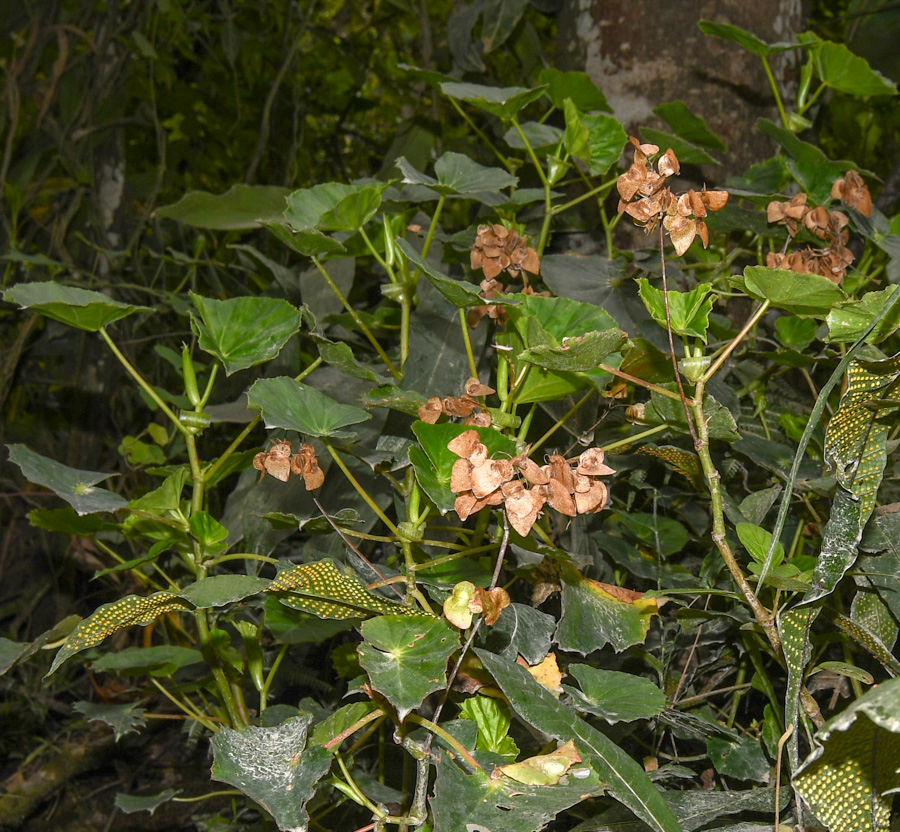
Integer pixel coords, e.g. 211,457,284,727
417,377,495,427
447,430,615,536
616,137,728,256
253,441,324,490
765,171,871,284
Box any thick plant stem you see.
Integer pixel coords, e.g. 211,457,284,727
692,382,781,654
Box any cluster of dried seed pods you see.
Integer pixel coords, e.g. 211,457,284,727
616,137,728,256
447,430,615,536
470,223,540,282
417,377,496,427
765,171,872,284
252,441,325,491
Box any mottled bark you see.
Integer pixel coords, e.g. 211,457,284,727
556,0,804,178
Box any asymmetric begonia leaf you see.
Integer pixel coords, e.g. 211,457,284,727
3,281,149,331
210,714,332,832
154,184,291,229
439,82,547,121
358,615,458,719
794,677,900,832
73,701,148,741
246,376,370,439
190,294,303,375
565,664,666,724
8,444,127,515
476,650,681,832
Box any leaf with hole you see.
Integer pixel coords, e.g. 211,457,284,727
8,444,127,515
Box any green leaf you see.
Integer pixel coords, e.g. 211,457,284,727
0,637,29,677
756,120,854,202
263,220,347,258
440,81,547,122
397,152,517,195
539,68,611,112
409,443,456,515
458,694,519,759
155,184,290,230
742,265,845,318
563,100,592,165
284,181,386,232
775,315,818,351
556,562,655,654
566,664,666,724
736,522,785,566
811,661,874,685
91,645,203,677
179,575,270,608
636,279,714,341
47,592,192,676
801,33,897,97
644,389,740,442
503,121,563,151
73,700,147,741
477,650,681,832
264,559,421,619
581,112,628,176
612,512,690,558
639,129,721,166
653,101,727,151
483,602,555,665
210,714,332,832
27,507,106,536
519,328,628,372
707,735,770,782
697,20,788,57
246,376,371,439
430,746,604,832
313,335,388,383
3,281,148,331
358,615,459,719
190,294,302,376
794,677,900,832
827,288,900,344
114,789,179,815
395,238,501,308
263,597,357,645
8,444,127,515
188,510,229,556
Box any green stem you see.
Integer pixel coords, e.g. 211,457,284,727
421,195,445,260
312,258,401,380
99,328,185,435
261,643,289,712
404,714,484,773
149,678,220,733
528,390,594,454
551,178,617,216
449,98,512,172
601,423,669,453
358,225,395,281
692,382,781,653
700,300,770,384
761,55,790,129
459,308,479,379
195,608,247,728
400,293,411,366
323,440,400,536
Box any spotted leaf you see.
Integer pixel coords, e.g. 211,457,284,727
47,592,192,676
265,559,423,620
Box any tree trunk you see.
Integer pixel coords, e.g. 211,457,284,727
556,0,804,179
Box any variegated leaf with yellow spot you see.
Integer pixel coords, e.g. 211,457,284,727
47,592,192,676
265,559,424,620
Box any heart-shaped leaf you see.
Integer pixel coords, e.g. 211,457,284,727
191,294,303,375
246,376,370,439
440,82,547,122
358,615,459,719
